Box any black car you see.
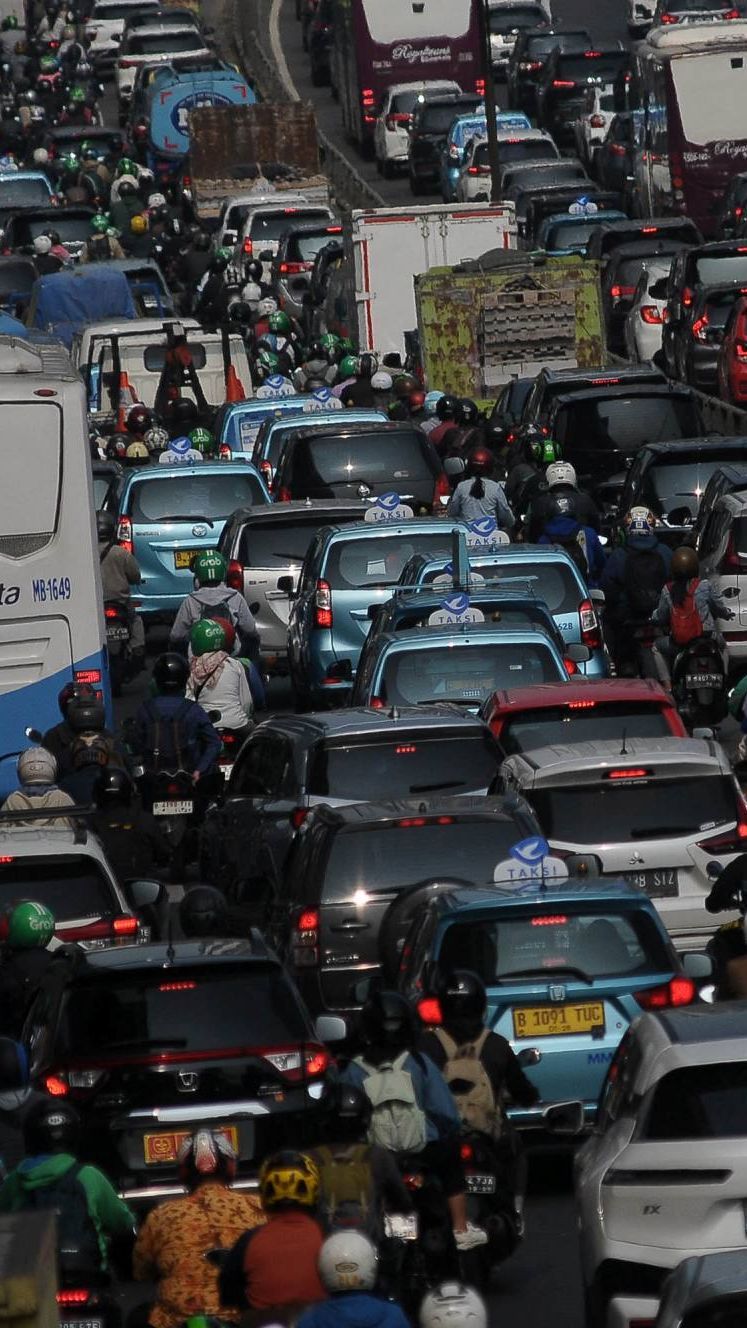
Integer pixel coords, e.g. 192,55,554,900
693,460,747,547
2,207,96,262
661,241,747,377
536,45,629,150
669,281,747,391
522,186,621,249
717,172,747,240
308,0,333,85
507,26,592,112
0,254,37,318
268,795,541,1014
25,940,333,1201
92,459,124,515
45,125,125,161
408,93,481,194
602,240,691,354
585,215,702,262
596,111,643,199
272,421,448,510
522,362,666,431
488,375,535,446
616,437,747,544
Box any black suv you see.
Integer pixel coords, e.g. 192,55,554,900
616,437,747,545
661,241,747,377
408,93,481,194
536,45,629,149
522,362,666,431
25,940,332,1201
507,26,592,112
272,421,448,511
585,216,702,262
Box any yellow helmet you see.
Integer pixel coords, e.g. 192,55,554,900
258,1150,319,1210
130,213,147,235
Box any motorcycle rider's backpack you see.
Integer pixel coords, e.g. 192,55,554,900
669,578,703,645
140,697,192,771
623,547,666,618
198,595,235,626
432,1028,500,1140
354,1052,428,1154
314,1143,376,1236
20,1162,100,1266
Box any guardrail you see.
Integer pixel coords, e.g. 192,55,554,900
231,0,386,212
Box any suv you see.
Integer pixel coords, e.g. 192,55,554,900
644,242,747,377
408,93,482,194
668,282,747,391
273,422,449,510
616,438,747,544
696,487,747,664
235,200,335,276
507,27,593,112
272,219,344,320
585,216,702,262
373,79,461,178
537,46,629,149
250,410,385,485
601,240,691,354
481,677,686,755
25,939,333,1201
692,460,747,546
522,363,666,432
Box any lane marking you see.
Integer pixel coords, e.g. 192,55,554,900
269,0,300,101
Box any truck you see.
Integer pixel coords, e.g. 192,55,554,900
147,66,256,183
414,250,605,406
321,202,517,359
188,102,329,223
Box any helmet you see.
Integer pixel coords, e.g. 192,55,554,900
39,55,58,72
228,300,252,324
125,440,149,461
0,900,55,949
193,229,210,251
116,156,136,177
0,1038,29,1092
419,1284,488,1328
79,139,97,159
57,680,94,717
319,1232,378,1293
130,214,147,235
244,259,263,282
93,766,134,808
190,617,226,656
17,747,57,786
91,212,110,234
106,433,129,458
153,652,189,695
257,296,277,317
45,230,61,248
96,509,116,541
320,1081,372,1137
169,397,198,430
460,399,480,427
257,348,280,374
466,447,493,478
210,253,229,273
393,373,418,399
33,147,49,165
210,615,236,654
435,394,461,423
424,390,445,416
189,426,213,453
532,437,562,466
24,1099,80,1156
358,351,378,379
148,192,167,209
1,16,18,29
268,310,291,334
241,282,262,308
62,24,76,39
68,84,84,103
193,550,227,586
545,460,577,489
339,354,359,379
371,371,393,392
178,884,228,938
145,425,169,451
259,1151,320,1210
33,234,52,255
624,506,656,538
435,969,486,1025
127,403,151,434
178,1128,237,1187
671,545,699,579
66,695,104,733
359,990,416,1052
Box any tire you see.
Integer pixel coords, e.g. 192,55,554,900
378,878,474,982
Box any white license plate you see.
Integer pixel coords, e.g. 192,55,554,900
466,1173,496,1194
686,673,721,687
106,625,129,640
61,1320,104,1328
624,868,678,897
384,1213,418,1240
219,764,233,779
152,800,193,815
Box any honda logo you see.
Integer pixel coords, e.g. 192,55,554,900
176,1071,199,1092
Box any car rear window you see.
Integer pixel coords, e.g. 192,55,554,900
130,29,202,50
420,102,475,135
239,516,329,567
130,472,265,523
0,858,114,923
307,733,500,799
422,560,581,614
286,228,343,263
500,702,673,754
490,139,556,165
554,395,701,452
489,5,548,32
143,342,206,370
544,218,607,249
554,51,628,81
643,455,747,520
644,1063,747,1140
382,640,562,706
693,254,747,286
60,965,308,1055
286,433,434,492
437,908,670,983
526,32,590,56
506,163,586,191
249,210,330,243
0,262,34,293
23,216,93,244
702,288,743,327
528,774,737,842
327,534,452,589
0,178,50,208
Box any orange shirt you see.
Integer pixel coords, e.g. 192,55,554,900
243,1210,328,1310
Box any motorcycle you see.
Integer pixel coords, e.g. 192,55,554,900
460,1129,522,1279
384,1156,459,1315
103,599,136,696
57,1246,119,1328
672,633,727,730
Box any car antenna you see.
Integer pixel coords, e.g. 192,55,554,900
388,704,400,720
620,728,628,756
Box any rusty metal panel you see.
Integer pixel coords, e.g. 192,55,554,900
189,103,319,180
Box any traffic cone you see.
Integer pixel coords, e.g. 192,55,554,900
115,372,136,431
225,363,245,403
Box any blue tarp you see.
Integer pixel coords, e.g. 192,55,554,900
27,268,136,348
149,69,255,161
0,313,28,337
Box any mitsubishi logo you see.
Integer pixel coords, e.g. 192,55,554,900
629,851,644,865
176,1071,199,1092
548,984,566,1003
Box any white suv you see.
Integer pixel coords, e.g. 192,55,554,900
697,489,747,666
86,0,159,74
373,80,460,177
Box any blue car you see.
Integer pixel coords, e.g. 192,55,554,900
440,110,531,201
536,209,628,256
214,397,309,459
398,540,610,678
116,460,270,620
251,408,387,485
398,876,692,1126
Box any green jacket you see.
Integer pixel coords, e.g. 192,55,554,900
0,1153,135,1268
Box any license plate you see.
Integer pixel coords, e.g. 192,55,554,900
61,1319,104,1328
512,1001,605,1038
219,764,233,779
686,673,721,687
466,1173,496,1194
174,548,211,570
384,1213,418,1241
624,868,679,897
144,1124,239,1165
106,625,129,640
152,800,193,815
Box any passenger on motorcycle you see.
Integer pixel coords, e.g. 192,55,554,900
185,619,253,741
2,748,75,827
81,213,124,262
651,546,734,690
340,352,380,409
97,510,145,663
705,855,747,998
526,461,601,541
32,232,63,274
169,551,260,662
90,768,167,885
0,902,58,1038
447,448,513,530
537,510,605,588
42,681,96,771
600,507,671,675
310,1081,412,1239
298,1231,409,1328
178,883,229,937
132,653,222,786
133,1129,265,1328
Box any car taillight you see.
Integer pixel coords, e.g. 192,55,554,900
467,165,491,175
369,697,385,709
291,807,309,829
65,916,138,943
57,1291,91,1307
634,976,696,1009
590,114,605,127
735,341,747,360
260,459,273,482
263,1044,330,1080
697,797,747,852
74,669,101,685
104,605,119,619
640,305,663,324
579,598,601,649
278,261,313,275
314,579,332,628
475,77,485,95
113,915,138,936
610,284,635,300
276,485,292,502
682,286,694,308
361,86,375,108
660,10,678,19
692,314,709,342
291,908,319,966
219,442,232,460
433,471,451,510
386,112,411,130
242,237,253,255
227,558,243,592
552,79,575,87
519,59,542,70
609,142,627,157
564,657,579,675
44,1074,69,1096
417,997,442,1024
118,57,137,67
117,515,133,554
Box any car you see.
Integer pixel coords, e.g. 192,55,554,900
250,409,386,485
481,677,687,755
507,27,593,113
498,155,589,199
535,205,628,257
656,1250,747,1328
349,621,579,710
585,216,702,263
669,282,747,391
365,584,570,657
716,170,747,239
25,937,335,1201
0,255,38,319
596,111,645,198
500,736,747,946
272,421,449,510
439,108,531,201
398,876,697,1129
623,260,672,363
692,460,747,547
272,218,344,320
202,706,504,898
408,93,482,195
616,438,747,545
455,128,559,202
92,458,124,515
373,80,461,178
661,241,747,377
573,84,619,170
45,125,126,162
575,1003,747,1328
115,460,270,622
307,0,333,85
218,500,369,671
123,5,200,33
214,396,308,460
696,487,747,664
488,374,535,447
651,0,743,25
522,362,667,431
522,186,622,249
602,241,692,355
115,24,209,106
235,198,336,278
286,517,470,708
487,0,551,75
85,0,160,73
0,172,55,228
504,169,595,234
268,795,541,1015
717,292,747,403
536,46,630,150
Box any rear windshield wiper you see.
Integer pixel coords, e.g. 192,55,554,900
409,780,466,793
165,516,215,527
105,1038,189,1050
495,965,593,985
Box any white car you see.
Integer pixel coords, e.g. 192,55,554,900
456,127,558,200
234,197,335,278
373,80,460,178
115,24,209,103
575,1003,747,1328
656,1249,747,1328
573,84,618,170
627,0,655,34
86,0,160,73
488,0,552,72
500,737,745,948
624,259,672,363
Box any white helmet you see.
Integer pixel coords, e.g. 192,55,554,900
318,1232,378,1293
117,174,138,190
241,281,262,309
258,296,277,316
17,747,57,786
148,192,167,209
371,371,393,391
33,147,49,165
546,460,577,489
33,234,52,255
419,1284,487,1328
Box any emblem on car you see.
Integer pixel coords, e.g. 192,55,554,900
192,524,208,537
176,1071,199,1092
357,483,372,498
629,851,644,865
548,984,566,1002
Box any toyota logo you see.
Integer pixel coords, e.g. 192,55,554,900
192,524,208,538
176,1071,199,1092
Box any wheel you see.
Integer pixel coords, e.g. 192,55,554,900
378,878,473,982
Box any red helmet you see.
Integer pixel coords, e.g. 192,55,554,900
127,404,151,435
409,389,426,413
210,615,236,654
467,447,493,477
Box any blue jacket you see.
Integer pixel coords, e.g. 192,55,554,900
601,533,672,616
134,694,222,776
537,513,605,587
338,1051,460,1143
299,1294,409,1328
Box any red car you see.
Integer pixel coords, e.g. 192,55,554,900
717,293,747,404
481,677,687,755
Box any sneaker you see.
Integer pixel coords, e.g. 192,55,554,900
454,1223,488,1250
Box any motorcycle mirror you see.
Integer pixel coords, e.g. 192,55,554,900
516,1046,541,1068
24,727,42,742
124,878,165,911
315,1014,347,1043
444,455,465,477
682,951,714,982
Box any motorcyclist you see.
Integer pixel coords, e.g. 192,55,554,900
169,551,260,661
294,339,337,392
705,856,747,998
537,509,605,588
178,228,212,290
419,390,445,437
97,510,145,667
80,212,124,262
90,767,167,884
2,748,75,827
0,902,59,1038
260,309,299,369
185,619,253,740
526,460,601,542
447,448,513,531
133,1129,265,1328
194,252,231,325
132,652,222,787
123,211,152,259
419,1283,487,1328
32,232,62,274
651,545,734,690
41,680,96,770
503,430,557,520
310,1081,412,1240
331,352,360,398
428,395,464,453
600,507,672,675
298,1231,409,1328
340,352,379,409
109,175,143,234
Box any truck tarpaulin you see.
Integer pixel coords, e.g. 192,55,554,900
150,70,255,161
26,269,136,348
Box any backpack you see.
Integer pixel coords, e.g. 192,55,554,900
141,697,192,772
355,1052,428,1154
623,547,666,618
557,531,588,583
669,578,703,645
20,1163,100,1267
314,1143,376,1236
433,1028,500,1140
199,595,235,625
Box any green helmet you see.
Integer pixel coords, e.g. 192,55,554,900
79,139,95,158
193,550,227,586
91,212,110,234
39,54,58,72
339,354,359,379
69,84,85,103
61,152,79,172
268,310,291,334
532,437,563,466
338,337,354,355
190,617,226,656
2,900,55,949
189,426,213,453
116,156,136,178
217,245,233,263
258,348,280,372
320,332,340,352
2,15,18,29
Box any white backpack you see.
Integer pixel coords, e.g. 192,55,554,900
355,1052,428,1154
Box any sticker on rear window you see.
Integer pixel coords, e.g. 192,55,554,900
493,835,570,887
427,593,485,626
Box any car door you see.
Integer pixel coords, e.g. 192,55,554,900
224,732,298,897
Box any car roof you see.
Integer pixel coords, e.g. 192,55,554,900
488,677,673,711
0,823,110,862
435,876,658,912
227,500,370,524
635,436,747,459
309,794,528,829
122,459,262,485
69,938,272,972
505,735,728,775
81,316,200,338
254,705,487,742
552,382,694,406
538,363,666,385
324,517,459,543
287,421,422,442
372,621,561,649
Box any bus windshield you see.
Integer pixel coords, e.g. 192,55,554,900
673,51,747,144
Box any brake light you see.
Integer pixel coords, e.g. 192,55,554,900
640,305,663,324
579,598,601,649
74,669,101,685
660,10,678,19
417,997,443,1024
259,459,273,482
396,745,417,754
219,443,232,460
697,796,747,852
564,657,579,675
0,856,13,863
118,56,137,67
635,976,696,1009
298,909,319,930
386,112,411,130
278,261,313,275
369,697,385,708
610,284,635,300
398,815,454,827
112,916,138,936
467,165,491,175
314,578,332,629
159,981,197,992
584,49,602,56
552,79,575,87
475,77,486,95
433,471,451,510
605,768,650,779
291,908,319,967
735,339,747,360
531,914,568,926
590,114,605,127
682,286,694,308
227,558,243,592
57,1292,90,1307
117,514,133,554
276,485,292,502
263,1044,330,1080
567,699,595,709
104,605,119,619
725,6,739,14
736,206,744,219
361,87,375,107
291,807,309,829
519,59,542,70
44,1074,69,1096
692,314,709,342
242,237,253,255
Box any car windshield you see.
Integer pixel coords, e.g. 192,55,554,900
323,820,522,900
422,560,581,614
0,857,114,922
382,641,563,706
0,179,50,208
554,395,701,452
528,774,737,841
238,516,329,567
59,965,308,1054
644,1063,747,1140
693,254,747,285
420,103,474,134
286,433,433,492
500,703,674,753
307,733,500,799
249,210,330,242
327,534,453,589
544,218,607,248
130,472,265,522
489,6,547,31
437,907,670,982
643,455,745,518
23,216,93,244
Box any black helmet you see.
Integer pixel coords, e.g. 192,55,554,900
93,766,133,808
308,339,326,360
210,253,229,274
193,230,210,251
245,258,263,282
436,394,462,424
393,373,419,400
436,969,486,1025
66,695,105,733
57,680,94,718
0,1038,28,1092
460,399,480,428
360,990,416,1052
671,546,699,580
358,352,378,379
179,885,228,938
228,300,252,323
106,431,130,459
24,1099,80,1155
321,1081,372,1137
153,652,189,695
96,509,116,542
169,397,198,430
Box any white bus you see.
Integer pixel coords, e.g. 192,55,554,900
0,335,110,796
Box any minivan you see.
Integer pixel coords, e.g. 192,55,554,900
272,422,449,511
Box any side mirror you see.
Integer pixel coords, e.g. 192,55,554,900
565,643,591,664
517,1046,541,1068
276,575,295,596
125,878,166,911
224,230,237,245
542,1100,585,1136
24,727,42,742
315,1014,347,1043
352,976,374,1004
325,658,353,683
590,588,606,607
258,249,273,263
682,951,714,982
